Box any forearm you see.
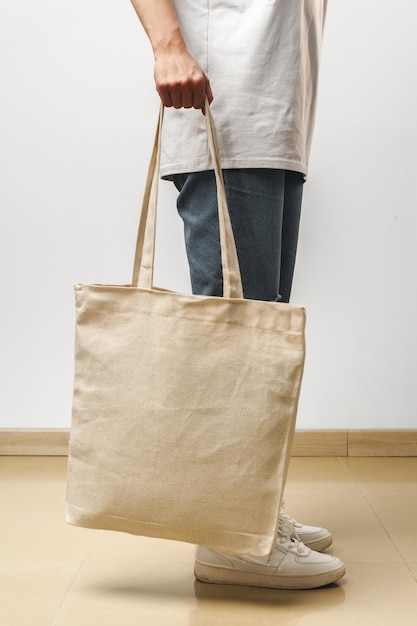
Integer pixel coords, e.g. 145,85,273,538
130,0,186,57
130,0,212,109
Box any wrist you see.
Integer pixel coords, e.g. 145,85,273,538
152,26,187,58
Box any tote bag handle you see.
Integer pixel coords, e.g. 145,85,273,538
131,100,244,300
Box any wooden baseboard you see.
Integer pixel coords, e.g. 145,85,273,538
347,430,417,457
291,430,348,457
0,430,70,456
292,430,417,457
1,429,417,457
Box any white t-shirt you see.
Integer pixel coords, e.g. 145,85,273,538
160,0,327,178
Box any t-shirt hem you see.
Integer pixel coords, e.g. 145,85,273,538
161,157,308,180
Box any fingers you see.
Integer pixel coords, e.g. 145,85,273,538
154,54,212,111
157,77,207,110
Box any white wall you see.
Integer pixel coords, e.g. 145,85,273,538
1,1,416,430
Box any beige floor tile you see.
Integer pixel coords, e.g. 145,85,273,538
190,581,347,626
0,481,98,563
285,457,359,496
190,563,417,626
3,456,417,625
342,458,417,494
281,492,401,564
0,456,68,483
366,494,417,562
53,534,197,625
0,562,80,626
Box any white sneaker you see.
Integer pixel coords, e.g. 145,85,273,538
280,506,333,552
195,521,345,590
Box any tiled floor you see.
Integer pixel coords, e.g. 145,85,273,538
1,456,416,626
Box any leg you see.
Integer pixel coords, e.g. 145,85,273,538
173,169,344,587
173,168,287,301
172,170,224,297
279,171,304,303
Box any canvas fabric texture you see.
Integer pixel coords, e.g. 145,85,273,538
65,104,306,557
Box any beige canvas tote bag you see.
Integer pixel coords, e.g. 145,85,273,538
66,103,306,557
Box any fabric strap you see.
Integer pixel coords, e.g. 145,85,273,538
131,100,243,299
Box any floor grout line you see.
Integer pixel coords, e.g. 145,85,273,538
50,530,101,626
361,493,410,568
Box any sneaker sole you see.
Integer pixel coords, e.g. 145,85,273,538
302,535,333,552
194,562,345,590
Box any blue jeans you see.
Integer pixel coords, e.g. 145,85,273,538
171,169,304,303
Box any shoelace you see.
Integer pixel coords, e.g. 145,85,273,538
238,518,308,565
277,517,308,555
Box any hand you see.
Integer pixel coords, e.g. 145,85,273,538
154,49,213,111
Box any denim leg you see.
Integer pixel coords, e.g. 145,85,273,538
279,171,304,303
173,170,225,298
172,169,303,302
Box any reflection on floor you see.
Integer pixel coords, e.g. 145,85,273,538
1,456,416,625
